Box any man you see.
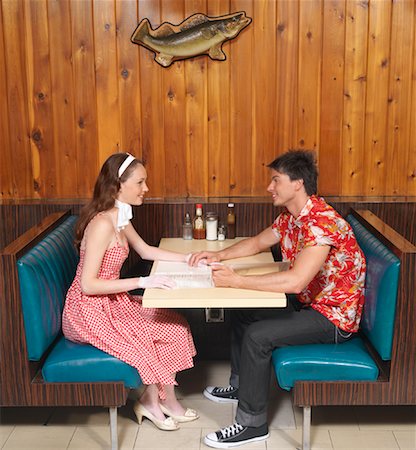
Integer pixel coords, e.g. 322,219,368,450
189,149,366,448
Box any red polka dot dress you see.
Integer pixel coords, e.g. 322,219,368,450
62,226,196,399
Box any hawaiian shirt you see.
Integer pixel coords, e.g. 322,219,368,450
271,196,366,332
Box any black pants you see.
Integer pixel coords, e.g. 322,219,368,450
229,298,352,427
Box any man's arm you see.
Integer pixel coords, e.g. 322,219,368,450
212,244,331,294
188,226,279,266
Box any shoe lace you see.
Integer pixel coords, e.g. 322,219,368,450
219,422,243,438
215,385,236,393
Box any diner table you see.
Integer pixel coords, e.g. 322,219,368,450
142,237,288,308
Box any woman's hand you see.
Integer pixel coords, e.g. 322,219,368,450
138,275,176,290
188,251,220,267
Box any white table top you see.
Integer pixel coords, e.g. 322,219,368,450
142,238,288,308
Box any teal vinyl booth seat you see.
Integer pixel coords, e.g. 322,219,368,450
271,209,402,450
0,211,142,450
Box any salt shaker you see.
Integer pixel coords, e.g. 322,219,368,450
205,212,218,241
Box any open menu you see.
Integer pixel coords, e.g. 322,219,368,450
155,261,290,289
156,261,214,289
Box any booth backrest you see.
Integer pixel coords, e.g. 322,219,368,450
16,216,78,361
346,214,400,360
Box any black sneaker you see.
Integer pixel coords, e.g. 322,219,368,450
204,422,269,448
203,385,239,403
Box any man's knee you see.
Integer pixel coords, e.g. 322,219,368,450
243,321,275,352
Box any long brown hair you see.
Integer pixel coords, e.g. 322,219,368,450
75,153,143,248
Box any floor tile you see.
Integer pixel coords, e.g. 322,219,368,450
0,426,14,447
330,429,399,449
68,424,138,449
294,405,359,430
267,428,333,449
393,430,416,449
134,421,201,449
355,406,416,431
48,406,109,426
2,425,74,449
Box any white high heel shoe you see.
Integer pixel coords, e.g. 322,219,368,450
159,403,199,423
133,401,179,431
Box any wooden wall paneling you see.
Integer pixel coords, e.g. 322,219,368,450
162,0,187,197
71,0,99,198
116,0,143,159
230,0,253,196
138,0,165,198
93,0,121,164
0,0,13,198
24,0,55,199
297,0,322,152
207,0,231,198
252,0,277,196
341,0,368,196
363,0,392,195
185,0,209,198
385,0,415,196
2,0,33,198
274,0,299,153
47,0,77,198
318,0,345,195
409,9,416,197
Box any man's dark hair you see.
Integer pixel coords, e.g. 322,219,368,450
267,149,318,195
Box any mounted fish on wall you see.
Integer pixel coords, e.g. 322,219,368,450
131,11,252,67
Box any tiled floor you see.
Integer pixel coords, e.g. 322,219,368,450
1,361,415,449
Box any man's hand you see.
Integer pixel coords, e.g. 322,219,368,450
211,264,241,288
188,251,220,267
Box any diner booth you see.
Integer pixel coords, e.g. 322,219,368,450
0,0,415,449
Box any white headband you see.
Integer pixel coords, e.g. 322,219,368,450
118,154,136,178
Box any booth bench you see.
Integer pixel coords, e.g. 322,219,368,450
0,211,142,450
272,209,416,449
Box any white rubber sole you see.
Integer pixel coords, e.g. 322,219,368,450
203,432,270,448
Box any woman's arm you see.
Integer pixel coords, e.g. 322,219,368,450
123,222,188,262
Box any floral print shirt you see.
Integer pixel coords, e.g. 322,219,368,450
271,196,366,332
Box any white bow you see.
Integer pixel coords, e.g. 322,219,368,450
114,199,133,231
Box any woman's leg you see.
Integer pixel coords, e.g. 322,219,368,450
160,383,186,416
138,384,166,420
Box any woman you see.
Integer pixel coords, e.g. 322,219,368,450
62,153,198,431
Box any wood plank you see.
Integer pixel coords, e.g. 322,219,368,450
71,0,99,198
207,0,231,198
252,0,277,196
93,0,121,165
0,0,13,199
274,0,299,153
24,0,55,198
184,0,208,197
385,0,415,195
116,0,142,158
319,0,346,195
409,0,416,197
297,0,322,152
161,0,187,197
230,0,253,196
48,0,77,198
341,0,369,196
1,0,33,198
137,0,165,198
363,0,392,195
